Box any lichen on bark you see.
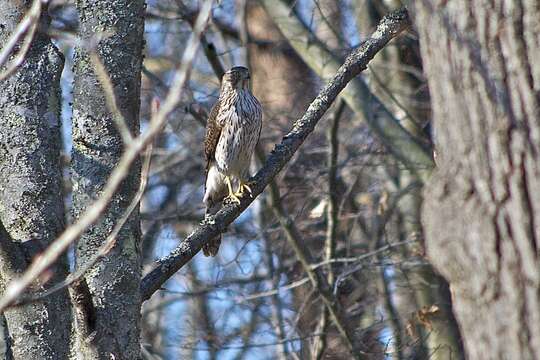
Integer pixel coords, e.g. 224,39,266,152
0,2,71,359
71,0,145,359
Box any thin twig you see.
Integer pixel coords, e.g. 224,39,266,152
267,179,362,358
176,333,325,351
368,65,424,135
0,0,42,82
258,211,289,359
334,182,422,290
236,277,310,303
311,239,415,270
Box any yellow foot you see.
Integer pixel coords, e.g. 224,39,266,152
235,181,255,198
225,176,242,204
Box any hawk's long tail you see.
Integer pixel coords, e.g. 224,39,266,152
203,201,222,257
202,163,226,257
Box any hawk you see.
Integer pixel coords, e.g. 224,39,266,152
202,66,263,256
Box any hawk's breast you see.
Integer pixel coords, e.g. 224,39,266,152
215,90,262,177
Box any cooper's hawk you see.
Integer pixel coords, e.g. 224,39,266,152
202,66,263,256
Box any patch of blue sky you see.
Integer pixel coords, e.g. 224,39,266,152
59,46,74,153
144,181,170,210
341,0,362,46
145,20,169,56
379,325,395,359
212,0,236,25
153,224,181,259
383,265,397,293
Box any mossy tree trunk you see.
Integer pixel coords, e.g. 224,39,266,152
71,0,145,358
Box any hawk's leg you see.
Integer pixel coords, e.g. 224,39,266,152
225,176,241,204
235,180,255,198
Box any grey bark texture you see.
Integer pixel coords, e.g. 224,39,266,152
416,0,540,358
0,1,71,359
0,314,7,359
71,0,145,358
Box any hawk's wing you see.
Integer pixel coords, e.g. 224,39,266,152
204,99,222,173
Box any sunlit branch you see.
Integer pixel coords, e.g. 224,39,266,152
141,7,412,304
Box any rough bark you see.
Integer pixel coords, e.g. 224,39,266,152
416,0,540,358
396,172,464,359
0,314,7,359
71,0,145,358
0,1,71,359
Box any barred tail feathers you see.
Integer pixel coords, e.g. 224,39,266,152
203,163,226,257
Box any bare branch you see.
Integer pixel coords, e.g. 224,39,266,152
236,277,310,303
140,5,412,311
176,2,226,81
200,38,225,80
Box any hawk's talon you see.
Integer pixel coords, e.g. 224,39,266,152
236,181,255,198
225,193,242,205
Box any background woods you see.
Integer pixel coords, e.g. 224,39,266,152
0,0,538,359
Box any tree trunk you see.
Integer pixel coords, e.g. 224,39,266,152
0,2,71,359
416,1,540,358
71,0,145,358
395,171,464,359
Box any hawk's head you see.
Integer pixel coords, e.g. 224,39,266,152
222,66,251,90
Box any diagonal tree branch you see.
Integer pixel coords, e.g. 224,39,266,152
140,7,412,302
259,0,434,176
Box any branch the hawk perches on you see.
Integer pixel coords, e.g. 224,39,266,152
202,66,263,256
